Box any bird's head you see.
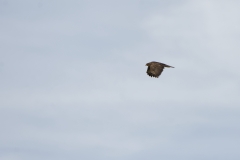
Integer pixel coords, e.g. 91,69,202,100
146,61,155,66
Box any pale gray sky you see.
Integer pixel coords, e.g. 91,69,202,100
1,0,240,160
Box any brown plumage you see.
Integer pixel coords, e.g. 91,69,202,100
146,61,174,78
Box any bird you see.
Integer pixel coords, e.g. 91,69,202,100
146,61,174,78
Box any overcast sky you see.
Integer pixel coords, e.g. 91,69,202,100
1,0,240,160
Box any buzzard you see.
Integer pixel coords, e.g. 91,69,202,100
146,61,174,78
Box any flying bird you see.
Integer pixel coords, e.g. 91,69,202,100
146,61,174,78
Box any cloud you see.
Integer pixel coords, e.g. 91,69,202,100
0,0,240,160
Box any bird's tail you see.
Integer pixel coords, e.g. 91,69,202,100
164,64,174,68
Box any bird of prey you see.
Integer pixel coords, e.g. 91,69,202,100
146,61,174,78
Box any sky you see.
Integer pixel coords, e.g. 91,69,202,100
0,0,240,159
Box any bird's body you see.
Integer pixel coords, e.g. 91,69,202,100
146,61,174,78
